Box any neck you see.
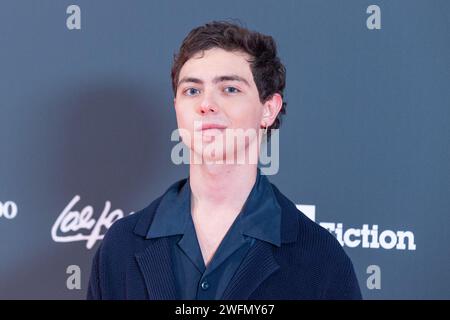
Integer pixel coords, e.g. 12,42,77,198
189,164,258,218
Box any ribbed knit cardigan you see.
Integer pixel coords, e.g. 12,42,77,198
87,181,362,300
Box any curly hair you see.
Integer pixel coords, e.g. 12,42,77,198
171,20,287,134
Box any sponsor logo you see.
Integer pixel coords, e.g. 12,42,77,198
51,195,133,249
296,204,416,250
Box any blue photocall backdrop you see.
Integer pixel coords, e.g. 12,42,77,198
0,0,449,299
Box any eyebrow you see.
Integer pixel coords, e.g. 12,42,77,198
177,75,251,88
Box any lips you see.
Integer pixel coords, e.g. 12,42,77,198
198,123,227,131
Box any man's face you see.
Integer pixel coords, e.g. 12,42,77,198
173,47,272,164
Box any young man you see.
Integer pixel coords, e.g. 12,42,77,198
87,21,362,300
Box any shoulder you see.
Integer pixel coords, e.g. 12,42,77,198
95,195,161,261
87,193,167,299
271,183,361,297
271,182,349,260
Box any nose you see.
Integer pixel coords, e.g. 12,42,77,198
198,92,218,115
199,104,217,114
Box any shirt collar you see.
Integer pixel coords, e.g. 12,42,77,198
146,177,191,238
146,168,282,247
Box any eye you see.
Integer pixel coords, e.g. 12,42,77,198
224,86,241,94
184,88,200,96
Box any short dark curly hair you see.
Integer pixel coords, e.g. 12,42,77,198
171,20,287,134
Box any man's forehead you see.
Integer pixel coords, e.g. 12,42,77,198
181,49,251,71
178,49,253,87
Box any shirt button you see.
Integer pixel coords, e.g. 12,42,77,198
201,280,210,290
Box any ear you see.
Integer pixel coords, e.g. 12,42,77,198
261,93,283,128
173,97,176,109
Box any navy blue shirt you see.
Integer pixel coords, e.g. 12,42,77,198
146,168,281,299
